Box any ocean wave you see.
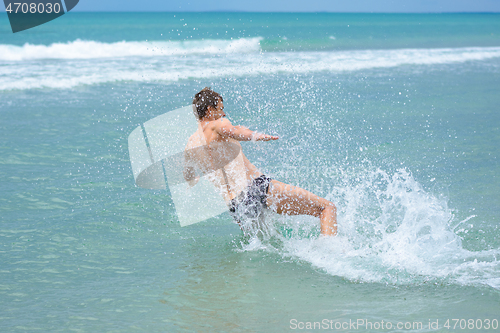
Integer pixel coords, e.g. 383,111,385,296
1,45,500,90
238,168,500,290
0,37,263,61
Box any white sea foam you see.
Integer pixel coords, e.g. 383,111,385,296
1,42,500,90
239,168,500,290
0,37,263,61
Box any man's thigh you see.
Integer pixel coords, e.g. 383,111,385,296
266,180,329,217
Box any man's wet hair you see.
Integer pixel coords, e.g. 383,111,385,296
193,87,223,119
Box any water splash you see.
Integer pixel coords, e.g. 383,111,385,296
238,168,500,289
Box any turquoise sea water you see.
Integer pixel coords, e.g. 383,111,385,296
1,12,499,332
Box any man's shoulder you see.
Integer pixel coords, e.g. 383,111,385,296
202,117,234,142
211,117,233,133
212,117,231,127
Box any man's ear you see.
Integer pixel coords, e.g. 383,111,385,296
206,105,215,115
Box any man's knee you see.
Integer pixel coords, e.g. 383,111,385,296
324,201,336,214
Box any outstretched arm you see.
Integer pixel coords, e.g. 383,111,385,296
214,118,279,141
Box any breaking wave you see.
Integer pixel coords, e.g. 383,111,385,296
1,42,500,90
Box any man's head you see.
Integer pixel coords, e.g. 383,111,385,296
193,87,223,120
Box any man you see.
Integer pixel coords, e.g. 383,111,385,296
184,87,337,236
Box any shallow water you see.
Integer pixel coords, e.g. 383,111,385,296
1,12,499,332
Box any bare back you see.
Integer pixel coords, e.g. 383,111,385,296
200,118,263,180
185,119,262,202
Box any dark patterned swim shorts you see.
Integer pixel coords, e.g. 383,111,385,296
228,175,272,225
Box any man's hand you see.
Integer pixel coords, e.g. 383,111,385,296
183,166,199,187
252,132,279,141
187,176,200,188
